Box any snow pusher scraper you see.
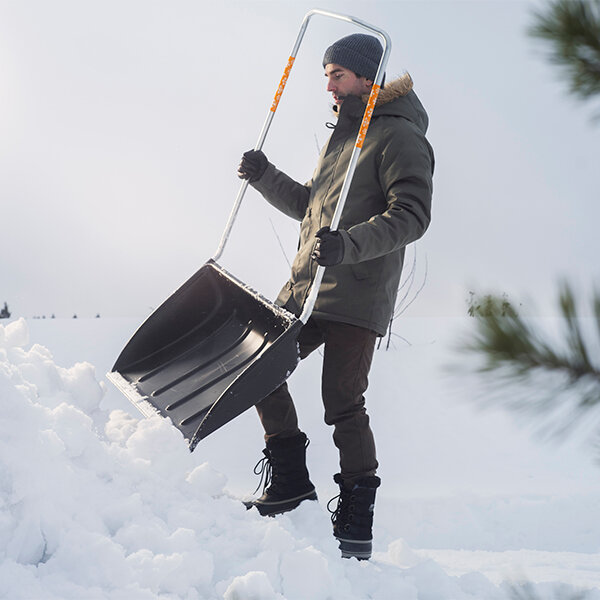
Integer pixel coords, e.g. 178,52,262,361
107,9,391,451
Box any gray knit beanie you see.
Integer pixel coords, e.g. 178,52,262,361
322,33,383,81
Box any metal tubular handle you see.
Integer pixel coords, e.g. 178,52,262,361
212,9,391,325
298,11,391,323
212,13,311,262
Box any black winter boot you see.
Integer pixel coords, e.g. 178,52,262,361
244,432,317,516
329,473,381,560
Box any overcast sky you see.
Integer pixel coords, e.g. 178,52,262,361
1,0,598,320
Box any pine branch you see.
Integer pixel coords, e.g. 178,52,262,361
529,0,600,104
463,283,600,437
467,285,600,385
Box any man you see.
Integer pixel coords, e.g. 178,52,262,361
238,33,434,560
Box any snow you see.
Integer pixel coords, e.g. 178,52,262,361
1,316,599,600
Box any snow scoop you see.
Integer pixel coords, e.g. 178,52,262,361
107,8,391,451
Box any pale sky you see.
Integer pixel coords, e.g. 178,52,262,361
1,0,598,319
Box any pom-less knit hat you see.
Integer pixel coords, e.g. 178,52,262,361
322,33,383,81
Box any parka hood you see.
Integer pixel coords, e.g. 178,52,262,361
333,73,429,134
366,72,414,104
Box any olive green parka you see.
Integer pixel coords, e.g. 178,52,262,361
251,74,434,336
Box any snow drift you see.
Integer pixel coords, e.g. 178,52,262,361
1,317,598,599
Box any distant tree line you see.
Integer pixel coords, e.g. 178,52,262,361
30,313,102,319
0,302,102,320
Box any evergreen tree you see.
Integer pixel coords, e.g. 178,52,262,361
0,302,10,319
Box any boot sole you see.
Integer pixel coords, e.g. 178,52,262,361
244,489,318,516
335,536,373,561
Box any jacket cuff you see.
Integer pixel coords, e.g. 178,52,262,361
338,230,355,265
249,162,276,193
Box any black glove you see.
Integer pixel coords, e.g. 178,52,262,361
237,150,268,182
311,226,345,266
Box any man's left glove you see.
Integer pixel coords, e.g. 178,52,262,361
237,150,268,183
311,226,345,266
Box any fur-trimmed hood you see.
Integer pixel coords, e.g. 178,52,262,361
362,72,414,105
333,72,429,134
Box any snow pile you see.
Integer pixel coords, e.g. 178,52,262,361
1,318,598,599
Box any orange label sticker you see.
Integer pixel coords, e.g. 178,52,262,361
355,84,381,148
271,56,296,113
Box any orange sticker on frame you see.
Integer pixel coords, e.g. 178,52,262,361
355,84,381,148
271,56,296,112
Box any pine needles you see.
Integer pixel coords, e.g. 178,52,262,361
463,283,600,440
529,0,600,110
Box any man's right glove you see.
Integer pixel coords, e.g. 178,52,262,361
237,150,268,183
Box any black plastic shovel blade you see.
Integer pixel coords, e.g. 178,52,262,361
108,260,302,450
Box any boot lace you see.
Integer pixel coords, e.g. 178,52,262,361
251,437,311,496
252,449,272,495
327,493,342,525
327,488,353,530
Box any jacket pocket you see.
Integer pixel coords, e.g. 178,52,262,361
350,260,377,281
276,284,294,312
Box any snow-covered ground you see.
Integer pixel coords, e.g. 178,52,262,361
1,316,598,599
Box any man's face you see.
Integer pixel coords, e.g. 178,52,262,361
324,63,373,106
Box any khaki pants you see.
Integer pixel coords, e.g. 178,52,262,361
255,318,378,482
